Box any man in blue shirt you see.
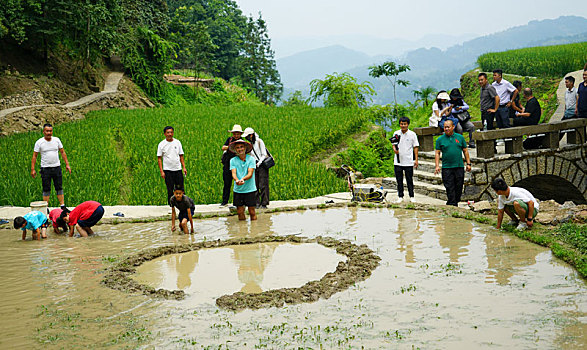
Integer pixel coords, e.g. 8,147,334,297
13,210,49,240
229,139,257,220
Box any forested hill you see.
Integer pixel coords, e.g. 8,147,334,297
0,0,282,104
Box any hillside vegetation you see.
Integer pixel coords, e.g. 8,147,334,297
0,105,368,206
477,42,587,77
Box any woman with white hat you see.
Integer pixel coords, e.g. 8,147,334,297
430,90,459,129
220,124,243,206
243,127,270,209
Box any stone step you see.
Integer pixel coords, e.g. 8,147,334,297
382,177,477,202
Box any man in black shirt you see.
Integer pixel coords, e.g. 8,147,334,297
513,88,541,126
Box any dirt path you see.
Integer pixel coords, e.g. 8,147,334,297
0,71,124,119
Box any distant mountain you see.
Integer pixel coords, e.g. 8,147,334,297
277,16,587,105
276,45,373,89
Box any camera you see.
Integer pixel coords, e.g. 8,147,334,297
389,134,401,145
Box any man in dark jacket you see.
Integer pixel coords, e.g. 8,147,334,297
513,88,541,126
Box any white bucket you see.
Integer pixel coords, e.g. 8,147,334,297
30,201,48,214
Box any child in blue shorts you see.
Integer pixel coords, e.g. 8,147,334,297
14,210,49,240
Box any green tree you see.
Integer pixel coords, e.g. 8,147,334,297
368,61,410,106
412,86,436,107
282,90,308,107
309,72,375,108
236,14,282,104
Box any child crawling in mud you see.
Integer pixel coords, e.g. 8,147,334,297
229,139,257,221
14,210,49,240
170,185,195,234
49,208,69,234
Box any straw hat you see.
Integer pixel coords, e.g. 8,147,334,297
228,139,253,153
242,127,255,138
437,92,450,100
228,124,243,133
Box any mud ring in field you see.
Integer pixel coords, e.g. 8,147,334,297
101,235,381,311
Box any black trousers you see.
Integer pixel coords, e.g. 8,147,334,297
441,167,464,206
394,165,414,198
255,166,270,206
496,105,511,128
482,111,496,130
222,167,233,205
164,170,184,206
41,166,63,196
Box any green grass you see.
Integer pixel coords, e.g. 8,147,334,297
0,105,367,206
477,42,587,78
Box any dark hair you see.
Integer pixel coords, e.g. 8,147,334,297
246,133,256,144
43,123,53,129
398,116,410,125
163,126,174,133
55,217,68,231
513,80,522,89
59,208,70,220
490,178,508,192
565,76,575,84
523,88,533,97
492,69,503,76
478,73,488,79
449,88,464,106
435,90,448,109
173,185,184,192
14,216,25,229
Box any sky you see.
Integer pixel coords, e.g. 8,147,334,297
234,0,587,41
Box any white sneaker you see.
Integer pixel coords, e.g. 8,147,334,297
408,197,414,203
507,220,519,226
394,197,404,204
516,222,528,231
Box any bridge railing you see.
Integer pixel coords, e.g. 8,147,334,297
414,119,587,159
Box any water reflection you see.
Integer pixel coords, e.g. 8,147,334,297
232,243,277,293
396,211,422,264
484,232,542,285
436,217,473,264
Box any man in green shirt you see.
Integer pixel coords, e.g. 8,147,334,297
434,120,472,206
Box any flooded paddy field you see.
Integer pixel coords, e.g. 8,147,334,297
0,207,585,349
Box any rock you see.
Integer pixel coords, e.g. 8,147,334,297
539,199,561,212
472,201,492,212
536,212,556,225
561,201,577,209
574,210,587,223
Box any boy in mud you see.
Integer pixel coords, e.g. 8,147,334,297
14,210,49,240
60,201,104,237
170,185,195,234
491,178,540,231
229,139,257,221
49,208,69,234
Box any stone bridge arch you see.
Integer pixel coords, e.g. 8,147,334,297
470,145,587,204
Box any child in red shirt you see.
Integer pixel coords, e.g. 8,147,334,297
61,201,104,237
49,208,69,234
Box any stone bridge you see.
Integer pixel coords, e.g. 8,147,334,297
383,118,587,204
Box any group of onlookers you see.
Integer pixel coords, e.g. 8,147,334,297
564,69,587,120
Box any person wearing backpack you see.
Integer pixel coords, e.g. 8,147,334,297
243,127,270,209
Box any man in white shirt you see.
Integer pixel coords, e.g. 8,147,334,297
492,69,517,128
563,76,577,120
391,117,419,203
157,126,187,206
491,178,540,231
31,123,71,208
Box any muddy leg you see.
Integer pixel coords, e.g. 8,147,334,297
248,206,257,220
503,206,519,221
76,225,89,237
86,227,94,235
40,227,48,239
181,219,188,234
237,206,246,220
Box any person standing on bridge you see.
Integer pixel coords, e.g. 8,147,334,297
563,76,577,120
434,120,471,206
478,73,499,130
577,69,587,118
492,69,517,129
31,123,71,209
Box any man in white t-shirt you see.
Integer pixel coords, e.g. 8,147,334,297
31,123,71,208
391,116,419,203
157,126,187,206
491,178,540,231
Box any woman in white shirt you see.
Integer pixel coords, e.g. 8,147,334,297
243,127,270,208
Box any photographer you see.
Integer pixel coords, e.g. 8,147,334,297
391,116,419,203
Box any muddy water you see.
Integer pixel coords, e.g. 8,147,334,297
132,242,346,300
0,207,585,349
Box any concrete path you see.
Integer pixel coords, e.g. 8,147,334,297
550,69,583,122
0,71,124,119
0,190,446,225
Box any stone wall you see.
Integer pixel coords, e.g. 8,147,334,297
0,90,44,110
